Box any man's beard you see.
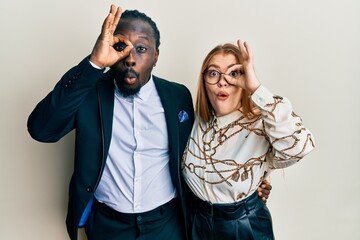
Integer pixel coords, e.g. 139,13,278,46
114,68,141,97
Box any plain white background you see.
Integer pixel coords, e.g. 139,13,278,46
1,0,359,239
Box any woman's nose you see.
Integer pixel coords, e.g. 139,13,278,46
217,74,228,87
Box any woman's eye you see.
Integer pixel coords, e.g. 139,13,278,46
209,70,219,77
229,71,238,77
113,42,126,52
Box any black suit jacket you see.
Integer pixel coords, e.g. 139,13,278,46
28,57,195,240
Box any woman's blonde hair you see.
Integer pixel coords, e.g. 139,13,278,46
196,43,259,122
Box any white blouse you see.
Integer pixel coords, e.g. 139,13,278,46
182,85,315,203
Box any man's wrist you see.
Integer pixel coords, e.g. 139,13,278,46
89,59,105,70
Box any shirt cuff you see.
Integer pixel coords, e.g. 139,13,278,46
250,85,276,109
89,60,104,70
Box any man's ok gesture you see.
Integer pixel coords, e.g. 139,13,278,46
90,5,133,69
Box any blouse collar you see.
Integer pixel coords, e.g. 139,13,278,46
210,110,243,129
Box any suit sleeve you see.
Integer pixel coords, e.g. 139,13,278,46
27,57,105,142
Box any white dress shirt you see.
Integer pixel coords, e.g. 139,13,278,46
182,85,315,204
94,76,176,213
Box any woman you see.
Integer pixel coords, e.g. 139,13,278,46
182,40,315,239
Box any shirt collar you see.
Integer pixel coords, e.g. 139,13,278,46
137,75,155,101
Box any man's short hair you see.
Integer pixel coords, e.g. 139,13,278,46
120,10,161,49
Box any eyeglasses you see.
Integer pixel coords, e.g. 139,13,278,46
203,69,241,85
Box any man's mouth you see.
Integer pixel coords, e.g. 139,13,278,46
124,76,136,84
122,70,138,85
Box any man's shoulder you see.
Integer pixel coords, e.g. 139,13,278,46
95,70,114,86
153,76,193,105
153,75,189,92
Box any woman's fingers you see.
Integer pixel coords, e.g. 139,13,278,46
243,41,254,61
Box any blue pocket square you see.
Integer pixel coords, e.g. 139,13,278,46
178,110,189,123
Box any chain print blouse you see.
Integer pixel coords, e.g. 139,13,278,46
182,85,315,203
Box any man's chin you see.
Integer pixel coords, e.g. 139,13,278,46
115,81,141,97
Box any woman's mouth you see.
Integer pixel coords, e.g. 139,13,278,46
217,91,229,100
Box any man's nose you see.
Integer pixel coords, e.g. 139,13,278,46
125,51,135,67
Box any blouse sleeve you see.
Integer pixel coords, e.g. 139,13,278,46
250,85,315,169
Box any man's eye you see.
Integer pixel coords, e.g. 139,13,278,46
136,46,147,53
113,42,126,52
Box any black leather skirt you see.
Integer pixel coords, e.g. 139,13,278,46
188,191,275,240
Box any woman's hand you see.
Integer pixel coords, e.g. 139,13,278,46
225,40,261,94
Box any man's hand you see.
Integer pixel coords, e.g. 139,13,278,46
257,180,272,203
90,5,133,68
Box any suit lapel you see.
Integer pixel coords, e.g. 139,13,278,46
153,77,180,176
96,76,115,161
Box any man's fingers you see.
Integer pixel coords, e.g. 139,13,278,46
112,35,133,50
261,181,272,190
117,45,133,59
100,5,117,40
258,187,269,195
113,35,132,45
261,189,270,196
110,6,122,35
260,180,272,189
112,35,133,60
258,180,272,203
258,190,268,203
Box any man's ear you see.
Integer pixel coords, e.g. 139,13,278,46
154,49,159,67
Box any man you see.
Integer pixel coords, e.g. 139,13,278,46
27,5,271,240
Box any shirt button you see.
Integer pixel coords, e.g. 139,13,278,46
137,216,142,222
86,186,93,193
